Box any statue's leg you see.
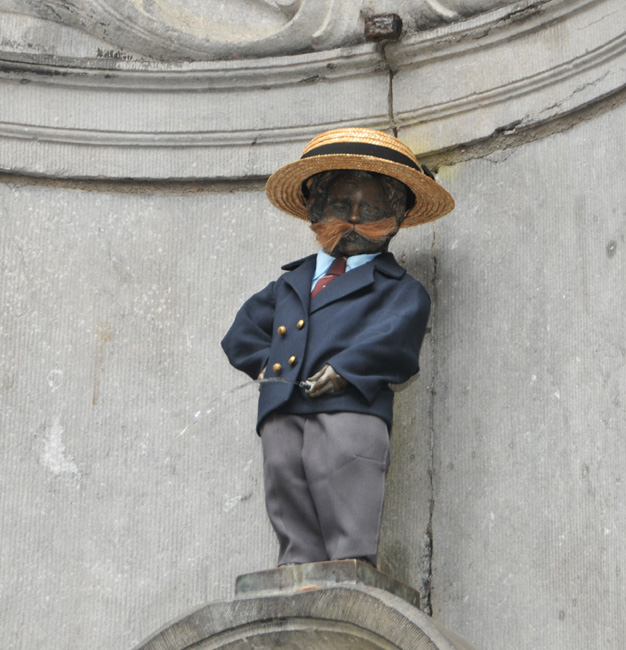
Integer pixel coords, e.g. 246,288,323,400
303,412,390,566
260,413,329,566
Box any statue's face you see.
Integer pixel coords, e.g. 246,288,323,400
318,172,390,256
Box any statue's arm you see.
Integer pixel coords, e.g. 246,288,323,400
221,282,276,380
324,284,430,404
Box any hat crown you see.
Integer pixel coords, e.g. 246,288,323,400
302,128,419,168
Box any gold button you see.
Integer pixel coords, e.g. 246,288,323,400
288,355,297,366
277,325,287,336
296,319,305,330
272,362,282,374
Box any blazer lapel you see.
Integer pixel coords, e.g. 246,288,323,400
282,252,406,314
283,255,316,312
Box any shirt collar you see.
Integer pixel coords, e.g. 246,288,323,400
313,250,381,280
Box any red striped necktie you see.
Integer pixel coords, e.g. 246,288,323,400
311,257,347,299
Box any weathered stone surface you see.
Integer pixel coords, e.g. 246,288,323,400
0,185,434,649
1,0,624,180
3,101,626,649
0,188,287,650
1,2,626,649
235,559,420,609
392,0,626,155
134,562,478,650
429,100,626,649
0,1,522,61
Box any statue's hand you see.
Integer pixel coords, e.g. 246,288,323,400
257,366,266,390
306,364,348,398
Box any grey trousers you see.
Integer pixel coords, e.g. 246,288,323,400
260,412,390,566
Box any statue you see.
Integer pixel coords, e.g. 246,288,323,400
221,128,454,566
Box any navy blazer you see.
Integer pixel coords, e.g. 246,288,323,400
221,252,430,433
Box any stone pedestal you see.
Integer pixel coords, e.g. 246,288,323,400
134,560,480,650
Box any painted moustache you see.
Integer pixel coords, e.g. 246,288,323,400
310,217,398,254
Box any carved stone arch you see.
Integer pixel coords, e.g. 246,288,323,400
0,0,359,60
0,1,522,60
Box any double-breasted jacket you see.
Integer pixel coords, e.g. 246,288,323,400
221,252,430,433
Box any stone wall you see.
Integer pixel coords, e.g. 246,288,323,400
431,105,626,648
1,1,625,649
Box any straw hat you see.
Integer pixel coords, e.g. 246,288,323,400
265,127,454,227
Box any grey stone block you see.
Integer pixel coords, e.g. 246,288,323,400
235,559,421,609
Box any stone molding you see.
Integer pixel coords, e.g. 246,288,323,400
0,0,624,180
137,589,479,649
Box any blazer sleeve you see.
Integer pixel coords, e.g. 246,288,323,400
221,281,276,380
326,282,430,405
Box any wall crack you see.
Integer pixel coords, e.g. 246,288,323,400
376,40,397,135
422,226,440,616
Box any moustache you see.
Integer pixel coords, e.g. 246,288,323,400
310,217,398,254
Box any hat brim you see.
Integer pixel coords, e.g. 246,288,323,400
265,153,455,227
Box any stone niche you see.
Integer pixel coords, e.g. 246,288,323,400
1,3,626,650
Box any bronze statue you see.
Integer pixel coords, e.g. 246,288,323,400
222,128,454,566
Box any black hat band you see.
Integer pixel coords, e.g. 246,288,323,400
301,141,422,172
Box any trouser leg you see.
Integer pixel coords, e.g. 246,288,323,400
260,413,328,566
303,412,389,566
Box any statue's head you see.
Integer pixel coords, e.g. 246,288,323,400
304,169,409,256
265,127,455,255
